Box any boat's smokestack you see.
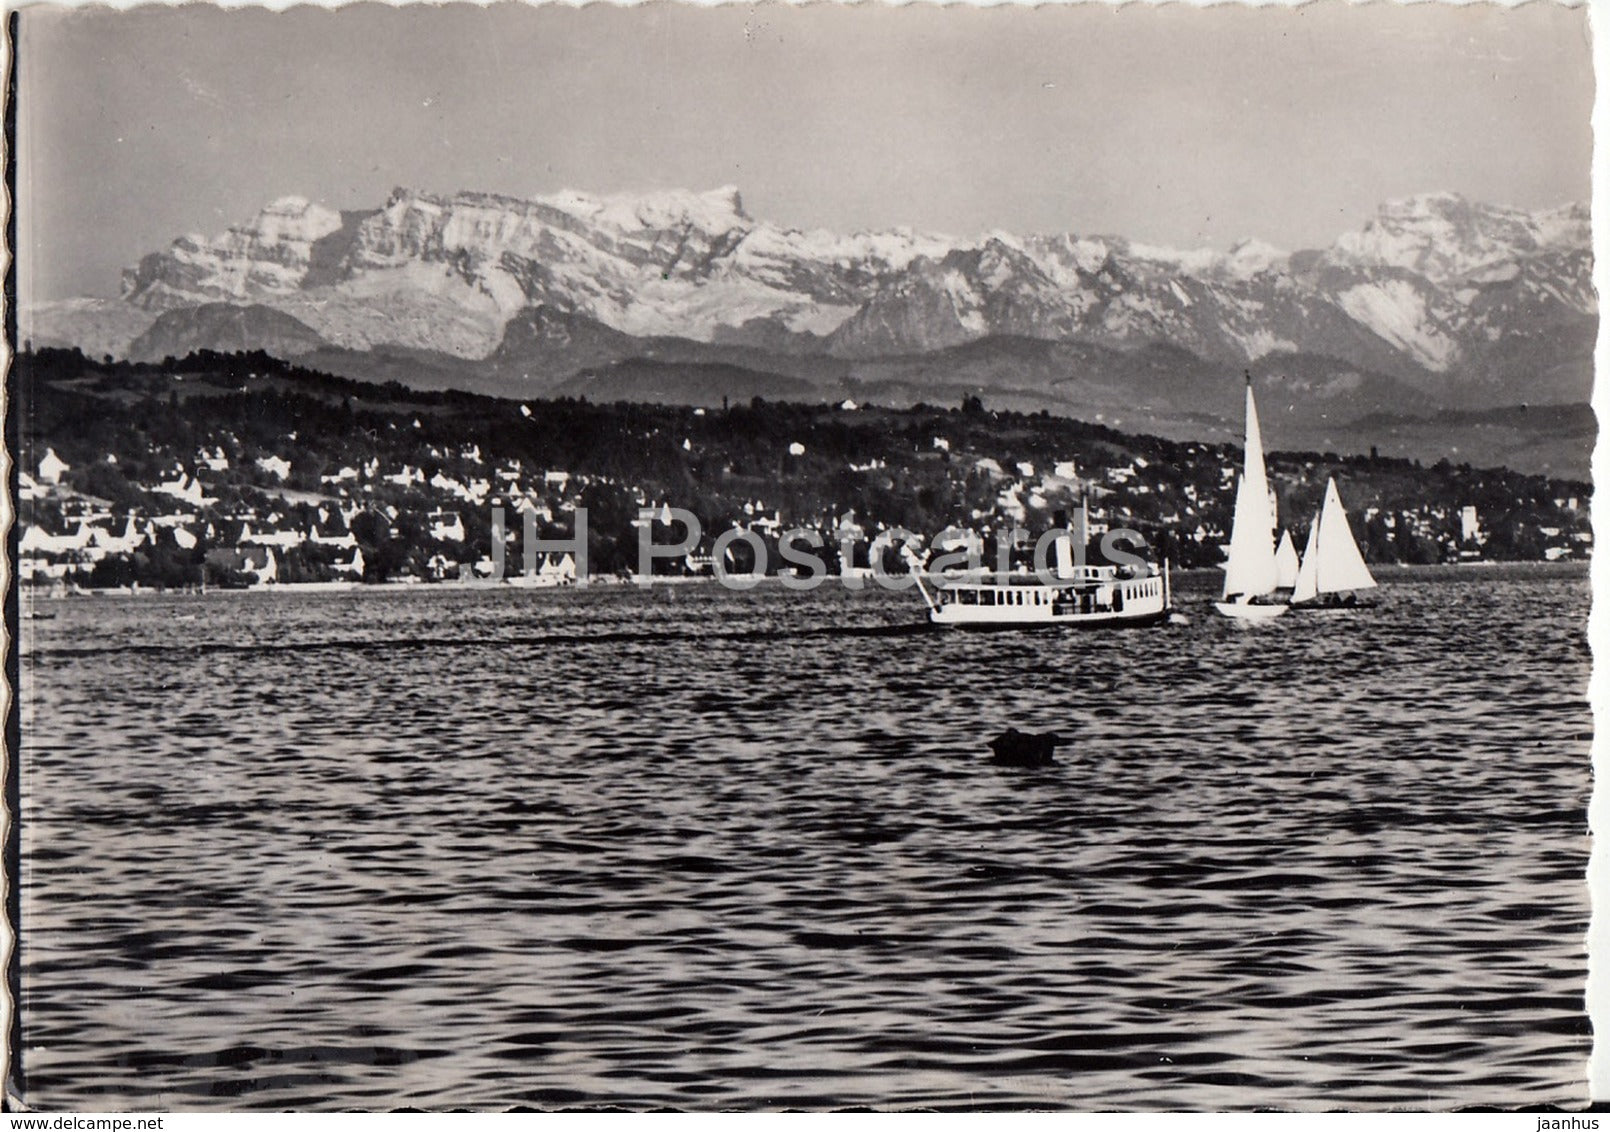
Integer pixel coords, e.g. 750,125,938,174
1049,504,1087,579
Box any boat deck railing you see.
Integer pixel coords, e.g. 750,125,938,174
928,565,1139,586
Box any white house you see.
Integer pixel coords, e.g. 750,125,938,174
309,522,358,550
154,473,208,508
329,547,365,577
931,525,984,561
255,455,292,481
246,548,279,585
88,517,145,557
37,448,69,485
241,523,305,551
538,552,577,585
429,511,466,543
206,546,278,586
996,483,1028,523
19,555,76,582
510,494,553,523
19,522,91,557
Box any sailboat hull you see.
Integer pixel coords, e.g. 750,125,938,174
1214,599,1288,621
1291,594,1377,612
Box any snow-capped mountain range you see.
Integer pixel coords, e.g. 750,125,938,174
25,185,1594,419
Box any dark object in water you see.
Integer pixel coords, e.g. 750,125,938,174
988,727,1060,767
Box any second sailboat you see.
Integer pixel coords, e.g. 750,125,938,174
1216,376,1287,621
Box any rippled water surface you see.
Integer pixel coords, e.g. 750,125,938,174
18,566,1592,1110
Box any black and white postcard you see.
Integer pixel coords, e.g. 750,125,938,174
7,0,1598,1113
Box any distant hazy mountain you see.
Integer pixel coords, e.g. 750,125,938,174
23,185,1593,429
127,302,327,363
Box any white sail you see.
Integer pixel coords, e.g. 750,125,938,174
1274,529,1300,590
1291,512,1321,605
1314,478,1377,594
1221,383,1281,600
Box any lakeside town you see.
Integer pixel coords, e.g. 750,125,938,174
12,348,1592,591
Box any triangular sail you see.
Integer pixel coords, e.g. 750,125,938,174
1274,530,1299,590
1315,478,1377,594
1221,383,1281,599
1291,512,1321,605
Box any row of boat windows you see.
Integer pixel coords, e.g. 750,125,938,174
939,588,1053,607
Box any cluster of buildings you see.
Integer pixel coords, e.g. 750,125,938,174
20,447,366,586
15,426,618,589
13,415,1591,591
15,431,1115,588
1361,498,1590,563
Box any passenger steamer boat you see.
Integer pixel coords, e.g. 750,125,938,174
907,538,1172,629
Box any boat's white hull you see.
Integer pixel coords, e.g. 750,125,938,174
1214,599,1288,621
927,573,1170,629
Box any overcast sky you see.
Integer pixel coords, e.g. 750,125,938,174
16,1,1593,302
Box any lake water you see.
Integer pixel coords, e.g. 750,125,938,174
16,566,1593,1110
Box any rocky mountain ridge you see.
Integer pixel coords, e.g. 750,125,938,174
24,186,1594,416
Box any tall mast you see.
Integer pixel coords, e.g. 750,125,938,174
1222,374,1281,599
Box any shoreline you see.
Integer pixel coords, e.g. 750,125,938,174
20,558,1590,601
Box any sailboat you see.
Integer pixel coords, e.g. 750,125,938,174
1215,378,1287,620
1275,530,1300,592
1290,477,1378,608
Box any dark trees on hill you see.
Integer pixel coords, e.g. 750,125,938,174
11,348,1590,580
